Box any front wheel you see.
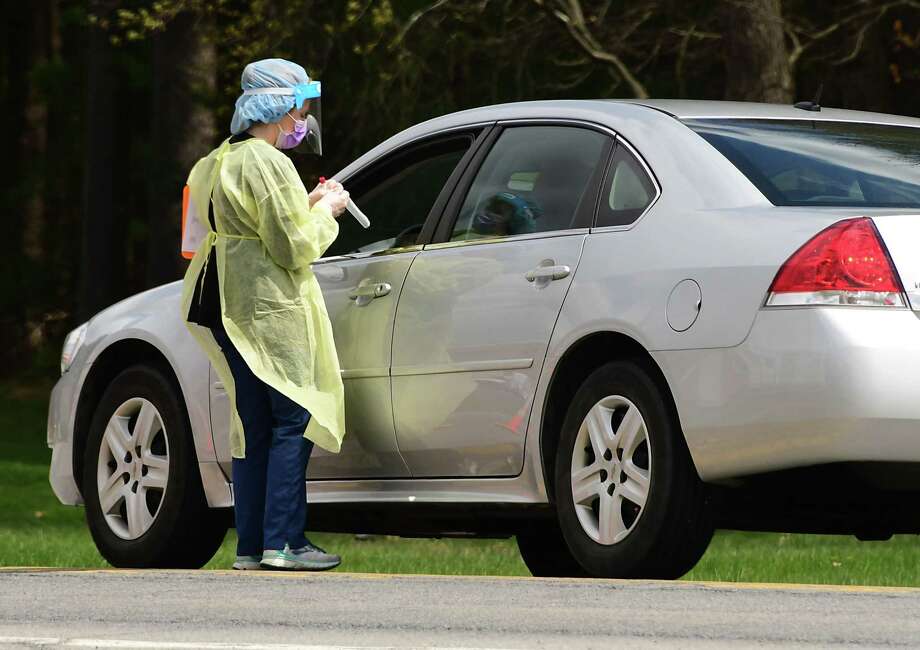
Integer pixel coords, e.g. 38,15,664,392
554,360,713,579
83,364,228,568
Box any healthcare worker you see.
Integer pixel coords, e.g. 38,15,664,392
179,58,349,571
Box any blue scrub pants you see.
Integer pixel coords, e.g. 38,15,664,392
211,325,315,555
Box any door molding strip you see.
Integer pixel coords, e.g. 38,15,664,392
391,358,534,377
340,368,389,379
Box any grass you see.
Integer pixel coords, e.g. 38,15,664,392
5,379,920,585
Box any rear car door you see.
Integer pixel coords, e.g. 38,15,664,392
210,128,487,479
391,122,614,477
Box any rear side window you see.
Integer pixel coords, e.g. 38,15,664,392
596,144,657,227
449,126,609,241
685,119,920,208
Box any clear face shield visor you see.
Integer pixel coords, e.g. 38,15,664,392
301,104,322,155
242,80,322,155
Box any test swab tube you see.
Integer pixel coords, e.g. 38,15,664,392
320,177,370,229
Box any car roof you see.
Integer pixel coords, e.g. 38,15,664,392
617,99,920,128
346,99,920,166
402,98,920,134
405,98,920,130
333,99,920,198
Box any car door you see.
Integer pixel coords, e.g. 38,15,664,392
391,122,614,477
210,128,489,479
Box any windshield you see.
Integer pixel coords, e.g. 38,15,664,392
684,118,920,208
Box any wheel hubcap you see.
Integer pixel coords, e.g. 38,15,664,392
570,395,651,545
96,397,169,540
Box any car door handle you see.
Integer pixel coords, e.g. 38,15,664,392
349,282,392,302
525,265,571,283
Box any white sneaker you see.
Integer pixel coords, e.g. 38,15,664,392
260,543,341,571
232,554,263,570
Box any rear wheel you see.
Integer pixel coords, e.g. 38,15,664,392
553,360,713,579
516,521,587,577
83,364,228,568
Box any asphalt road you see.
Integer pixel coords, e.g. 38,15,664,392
1,569,920,649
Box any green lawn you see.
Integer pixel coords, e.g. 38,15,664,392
5,380,920,585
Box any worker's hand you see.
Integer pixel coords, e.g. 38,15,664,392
308,179,344,207
317,188,350,219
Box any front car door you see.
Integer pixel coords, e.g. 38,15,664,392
210,128,488,479
306,128,488,478
391,122,614,477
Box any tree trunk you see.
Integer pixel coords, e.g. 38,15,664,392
79,0,117,322
0,3,32,367
720,0,794,103
22,1,51,266
146,11,216,288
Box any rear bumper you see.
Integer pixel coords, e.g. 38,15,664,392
657,307,920,482
47,371,82,505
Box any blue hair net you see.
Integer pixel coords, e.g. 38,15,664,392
230,58,311,135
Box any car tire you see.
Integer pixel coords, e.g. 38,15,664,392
516,521,588,577
554,360,713,579
83,363,228,568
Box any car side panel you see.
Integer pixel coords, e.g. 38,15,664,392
551,202,911,480
207,248,420,479
392,234,586,477
655,308,920,480
82,284,215,461
308,253,417,478
48,281,228,506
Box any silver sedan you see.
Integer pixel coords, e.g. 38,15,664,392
47,99,920,577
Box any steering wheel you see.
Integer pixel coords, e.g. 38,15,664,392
393,224,423,248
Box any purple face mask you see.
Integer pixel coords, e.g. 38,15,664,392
275,112,308,150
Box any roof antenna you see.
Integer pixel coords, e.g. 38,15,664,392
794,84,823,112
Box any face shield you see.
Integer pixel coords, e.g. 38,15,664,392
302,112,322,155
242,80,323,155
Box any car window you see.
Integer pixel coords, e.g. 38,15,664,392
324,134,474,258
596,144,657,227
449,126,608,242
685,118,920,207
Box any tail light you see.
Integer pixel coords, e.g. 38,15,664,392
765,217,906,307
